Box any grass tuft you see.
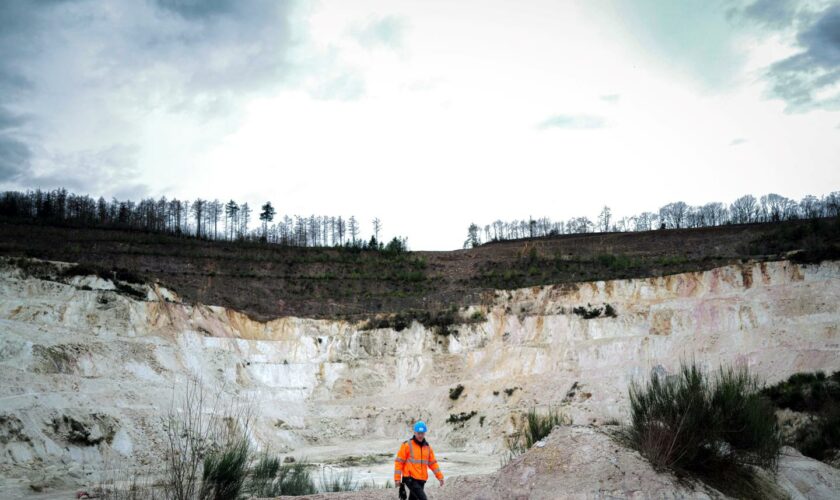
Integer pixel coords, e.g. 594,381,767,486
318,468,358,492
200,438,250,500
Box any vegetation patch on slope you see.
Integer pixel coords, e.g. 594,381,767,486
2,216,838,320
763,370,840,462
616,362,783,499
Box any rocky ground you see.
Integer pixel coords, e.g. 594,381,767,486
273,426,840,500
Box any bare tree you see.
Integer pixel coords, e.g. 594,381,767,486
799,195,821,219
598,206,612,232
239,203,251,239
730,194,758,224
826,192,840,217
633,212,656,231
209,199,221,239
161,378,220,500
191,199,206,238
659,201,688,229
372,217,382,242
348,216,359,245
308,215,319,246
338,217,346,245
699,202,727,227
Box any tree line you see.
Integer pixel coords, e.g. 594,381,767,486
0,188,407,251
464,191,840,247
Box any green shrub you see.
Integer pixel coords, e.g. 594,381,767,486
394,270,425,282
115,268,145,284
449,384,465,400
597,254,634,270
447,411,477,424
523,407,567,449
470,310,486,322
200,438,250,500
572,304,603,319
359,308,459,335
795,404,840,460
411,257,427,270
763,370,840,461
318,468,358,492
503,407,568,465
247,456,317,496
246,453,318,498
277,462,317,495
763,370,840,413
711,367,781,468
625,362,781,474
114,282,147,300
246,453,283,497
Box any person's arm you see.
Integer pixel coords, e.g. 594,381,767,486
429,446,444,486
394,442,407,486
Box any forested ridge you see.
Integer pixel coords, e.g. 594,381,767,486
1,187,839,321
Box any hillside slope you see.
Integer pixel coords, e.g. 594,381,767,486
1,217,837,320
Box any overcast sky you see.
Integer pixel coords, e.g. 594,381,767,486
1,0,839,250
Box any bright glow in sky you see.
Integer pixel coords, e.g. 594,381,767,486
1,0,838,249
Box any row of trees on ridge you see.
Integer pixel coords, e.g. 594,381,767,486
465,191,840,247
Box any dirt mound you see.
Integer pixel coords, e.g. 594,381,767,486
275,426,721,499
274,426,840,500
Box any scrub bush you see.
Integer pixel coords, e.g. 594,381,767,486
624,362,781,472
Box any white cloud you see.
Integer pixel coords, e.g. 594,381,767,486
0,0,838,249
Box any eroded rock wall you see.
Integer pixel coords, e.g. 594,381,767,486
0,259,838,495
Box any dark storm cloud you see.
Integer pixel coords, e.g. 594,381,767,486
0,0,305,114
155,0,238,19
0,105,31,182
731,0,800,29
0,107,26,131
0,0,301,194
733,1,840,112
101,0,299,110
0,136,30,182
0,1,56,95
766,4,840,111
25,144,147,198
538,114,605,130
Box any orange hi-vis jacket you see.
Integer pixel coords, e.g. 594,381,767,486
394,437,443,482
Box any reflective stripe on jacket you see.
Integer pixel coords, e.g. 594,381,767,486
393,438,443,482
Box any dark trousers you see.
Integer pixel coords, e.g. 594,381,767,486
402,476,427,500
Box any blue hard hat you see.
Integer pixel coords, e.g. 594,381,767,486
413,421,427,433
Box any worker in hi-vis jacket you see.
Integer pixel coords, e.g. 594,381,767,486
393,421,444,500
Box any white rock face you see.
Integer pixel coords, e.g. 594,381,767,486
0,259,839,497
